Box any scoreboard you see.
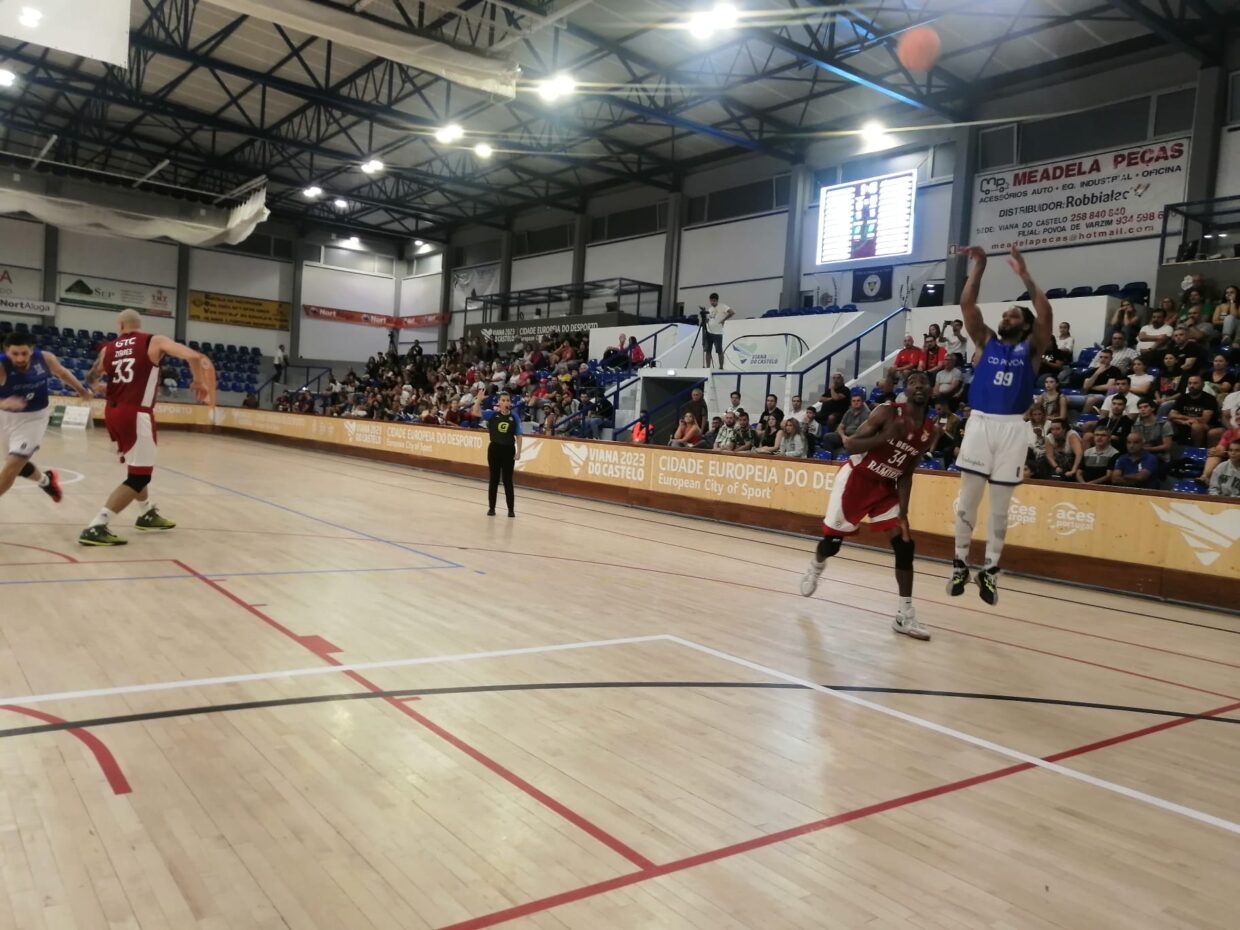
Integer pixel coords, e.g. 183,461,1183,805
816,170,916,265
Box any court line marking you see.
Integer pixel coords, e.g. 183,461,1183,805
0,704,131,795
161,466,463,569
666,635,1240,837
0,563,458,586
0,540,78,563
0,634,674,708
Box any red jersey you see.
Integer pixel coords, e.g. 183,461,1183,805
102,332,160,409
852,403,937,482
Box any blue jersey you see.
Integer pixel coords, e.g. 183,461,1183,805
0,348,50,412
969,337,1038,416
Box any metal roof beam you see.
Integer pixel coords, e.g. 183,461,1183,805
1104,0,1219,63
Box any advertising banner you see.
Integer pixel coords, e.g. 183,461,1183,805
464,312,636,350
190,291,290,330
304,305,451,329
401,312,450,327
58,274,175,317
0,265,44,301
971,138,1189,253
0,295,55,317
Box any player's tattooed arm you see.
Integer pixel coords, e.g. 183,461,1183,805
85,351,106,393
1007,246,1054,357
42,351,93,399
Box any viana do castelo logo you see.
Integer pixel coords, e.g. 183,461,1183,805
514,438,544,471
560,442,589,477
1149,501,1240,567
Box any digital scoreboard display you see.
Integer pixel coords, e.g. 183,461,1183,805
816,170,916,265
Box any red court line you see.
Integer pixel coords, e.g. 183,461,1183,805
1,704,131,795
0,541,78,563
435,697,1240,930
172,559,656,872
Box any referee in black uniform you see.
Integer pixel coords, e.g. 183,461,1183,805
474,390,522,517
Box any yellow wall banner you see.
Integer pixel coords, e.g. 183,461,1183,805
188,291,291,330
75,402,1239,586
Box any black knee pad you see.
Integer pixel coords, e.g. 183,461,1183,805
816,534,843,560
123,473,152,493
891,535,915,570
19,462,35,478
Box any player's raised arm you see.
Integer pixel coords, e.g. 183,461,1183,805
1007,246,1054,357
958,246,993,352
42,351,93,399
842,404,899,456
150,335,216,405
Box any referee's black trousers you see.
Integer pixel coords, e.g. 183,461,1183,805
488,444,515,512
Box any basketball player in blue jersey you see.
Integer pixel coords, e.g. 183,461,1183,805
950,246,1053,604
0,333,93,503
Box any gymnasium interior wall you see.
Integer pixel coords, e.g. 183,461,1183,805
187,248,292,355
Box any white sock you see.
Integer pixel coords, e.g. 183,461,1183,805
90,508,116,528
899,596,913,613
139,499,156,516
37,473,49,487
810,558,825,571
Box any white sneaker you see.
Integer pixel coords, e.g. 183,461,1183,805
800,559,825,596
892,608,931,641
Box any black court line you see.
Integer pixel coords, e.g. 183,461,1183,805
210,436,1240,632
2,681,1237,741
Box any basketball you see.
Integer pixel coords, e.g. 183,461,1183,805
897,26,941,71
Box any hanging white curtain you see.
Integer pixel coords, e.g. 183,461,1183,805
0,187,270,247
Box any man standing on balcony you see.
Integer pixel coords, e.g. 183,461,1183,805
702,293,734,369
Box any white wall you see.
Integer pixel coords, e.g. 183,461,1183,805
679,211,787,317
399,272,443,350
511,249,572,291
299,263,396,362
186,248,293,355
1217,127,1240,198
59,229,177,284
0,216,44,272
976,238,1163,304
585,234,665,285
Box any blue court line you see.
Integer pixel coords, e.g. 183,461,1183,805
161,467,463,569
0,564,459,587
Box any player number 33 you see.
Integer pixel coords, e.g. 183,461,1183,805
111,358,136,384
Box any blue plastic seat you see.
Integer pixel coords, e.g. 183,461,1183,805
1171,479,1207,494
1045,288,1068,300
1067,286,1093,298
1094,284,1120,296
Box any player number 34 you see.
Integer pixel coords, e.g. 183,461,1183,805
992,370,1014,387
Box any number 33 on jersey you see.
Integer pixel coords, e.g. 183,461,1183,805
102,333,160,408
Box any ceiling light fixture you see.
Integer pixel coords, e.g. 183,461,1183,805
360,159,384,174
303,186,323,199
0,69,17,89
346,236,360,246
536,73,576,103
686,3,740,40
859,120,893,152
333,198,348,210
414,239,424,247
18,7,42,28
473,142,494,159
434,124,464,144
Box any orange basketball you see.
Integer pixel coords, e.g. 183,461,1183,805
897,26,941,72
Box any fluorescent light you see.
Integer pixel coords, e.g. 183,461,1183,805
360,158,384,174
414,239,424,246
686,3,740,40
18,7,42,28
0,70,16,89
333,198,348,209
346,236,360,246
859,120,893,152
434,124,464,144
303,186,322,199
473,142,494,159
536,73,576,102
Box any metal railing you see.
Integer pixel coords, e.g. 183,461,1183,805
614,376,708,443
259,365,334,406
542,372,638,437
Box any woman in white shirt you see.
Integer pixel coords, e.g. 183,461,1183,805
1056,321,1075,356
1126,357,1155,409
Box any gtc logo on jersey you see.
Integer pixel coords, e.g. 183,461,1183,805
1151,501,1240,566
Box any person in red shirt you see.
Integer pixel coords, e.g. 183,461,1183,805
79,309,214,547
887,334,925,384
920,335,947,377
1202,426,1240,484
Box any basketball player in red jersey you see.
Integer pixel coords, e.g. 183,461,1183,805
799,371,937,640
78,309,215,546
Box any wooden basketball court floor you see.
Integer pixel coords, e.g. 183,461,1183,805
0,428,1237,930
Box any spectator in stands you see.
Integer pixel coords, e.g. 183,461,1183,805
763,393,784,425
1110,433,1159,489
1181,289,1215,340
1035,418,1083,481
1156,353,1188,417
1210,386,1240,448
1035,375,1068,422
1038,338,1072,381
1132,399,1173,471
935,353,964,401
816,373,850,428
920,335,947,378
626,337,646,368
700,416,723,449
940,319,967,359
632,410,652,444
733,410,756,452
1127,358,1155,406
1216,284,1239,345
579,392,605,440
274,344,287,384
573,362,597,392
1208,439,1240,497
788,395,808,425
1206,354,1233,398
713,412,740,452
1108,299,1141,347
1170,326,1205,375
754,413,781,452
1137,309,1174,366
802,407,821,453
869,377,897,406
819,391,869,454
1083,395,1133,447
1202,422,1240,485
601,334,628,367
1079,427,1119,484
241,392,260,410
685,387,709,432
889,334,923,384
776,418,808,458
1056,321,1075,356
1025,404,1048,459
933,398,962,462
702,293,734,369
726,390,743,416
1169,374,1217,447
669,412,702,448
1082,349,1122,412
1105,331,1138,373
